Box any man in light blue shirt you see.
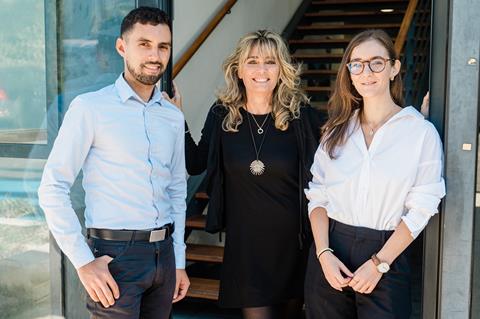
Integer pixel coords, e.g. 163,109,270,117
38,7,189,318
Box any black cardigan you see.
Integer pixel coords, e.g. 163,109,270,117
185,103,326,249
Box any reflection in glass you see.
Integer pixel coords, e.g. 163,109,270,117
0,0,136,317
58,1,133,117
0,1,47,145
0,158,49,318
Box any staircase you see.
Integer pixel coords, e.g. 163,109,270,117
185,207,223,301
288,0,410,111
184,0,421,302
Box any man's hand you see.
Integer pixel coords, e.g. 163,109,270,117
172,269,190,303
162,81,183,111
77,255,120,308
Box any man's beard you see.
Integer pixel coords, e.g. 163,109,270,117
126,61,165,85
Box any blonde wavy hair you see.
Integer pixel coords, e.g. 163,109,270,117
217,30,308,132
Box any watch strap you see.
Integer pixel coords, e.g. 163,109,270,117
371,254,381,266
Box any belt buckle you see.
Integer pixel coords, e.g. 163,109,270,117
149,229,166,242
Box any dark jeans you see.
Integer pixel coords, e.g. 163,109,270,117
304,219,411,319
86,235,176,319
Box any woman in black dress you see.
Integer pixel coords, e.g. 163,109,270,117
172,30,325,319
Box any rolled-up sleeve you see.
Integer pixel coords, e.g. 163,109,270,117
305,146,330,216
168,119,187,269
402,124,446,238
38,97,96,269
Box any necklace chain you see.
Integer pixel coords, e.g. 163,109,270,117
361,108,396,136
247,109,270,134
246,112,270,175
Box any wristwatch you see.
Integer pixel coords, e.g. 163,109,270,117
371,254,390,274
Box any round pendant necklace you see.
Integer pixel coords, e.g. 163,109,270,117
246,112,270,175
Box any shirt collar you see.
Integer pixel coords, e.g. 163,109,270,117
393,106,424,120
353,105,423,124
349,106,424,151
114,73,163,105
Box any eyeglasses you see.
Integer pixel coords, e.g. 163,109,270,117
346,57,394,75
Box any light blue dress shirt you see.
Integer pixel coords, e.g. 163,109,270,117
38,74,187,269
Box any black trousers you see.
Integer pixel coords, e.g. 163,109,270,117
86,235,176,319
304,219,411,319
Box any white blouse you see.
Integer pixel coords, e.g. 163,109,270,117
305,106,445,238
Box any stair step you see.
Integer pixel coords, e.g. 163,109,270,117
186,214,206,229
302,69,338,75
311,0,406,5
305,10,405,18
302,69,338,76
308,0,408,12
293,53,343,62
305,87,333,99
305,86,332,93
187,277,220,300
289,38,351,49
298,23,402,30
310,101,329,111
187,244,224,263
195,192,209,200
289,37,399,49
297,23,401,35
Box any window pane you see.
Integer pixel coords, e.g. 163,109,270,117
0,1,47,144
0,157,50,318
58,0,133,114
0,1,135,318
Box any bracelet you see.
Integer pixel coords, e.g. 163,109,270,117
316,247,334,260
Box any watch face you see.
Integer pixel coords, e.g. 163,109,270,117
378,263,390,273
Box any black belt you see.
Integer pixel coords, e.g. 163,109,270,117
87,223,174,242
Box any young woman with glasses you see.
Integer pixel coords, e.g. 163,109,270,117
303,29,445,318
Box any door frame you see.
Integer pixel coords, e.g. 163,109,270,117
425,0,480,318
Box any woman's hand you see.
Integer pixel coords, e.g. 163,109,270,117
349,259,382,294
162,81,183,111
420,91,429,118
318,251,354,291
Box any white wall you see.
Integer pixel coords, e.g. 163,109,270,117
172,0,302,139
172,0,225,61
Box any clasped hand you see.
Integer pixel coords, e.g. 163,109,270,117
319,252,382,294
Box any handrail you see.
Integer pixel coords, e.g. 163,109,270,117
394,0,419,55
173,0,237,78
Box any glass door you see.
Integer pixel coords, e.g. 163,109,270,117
0,0,137,317
0,1,57,318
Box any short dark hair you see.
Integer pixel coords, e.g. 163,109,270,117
120,7,171,37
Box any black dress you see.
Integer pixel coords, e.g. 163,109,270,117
219,108,305,307
184,103,326,307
